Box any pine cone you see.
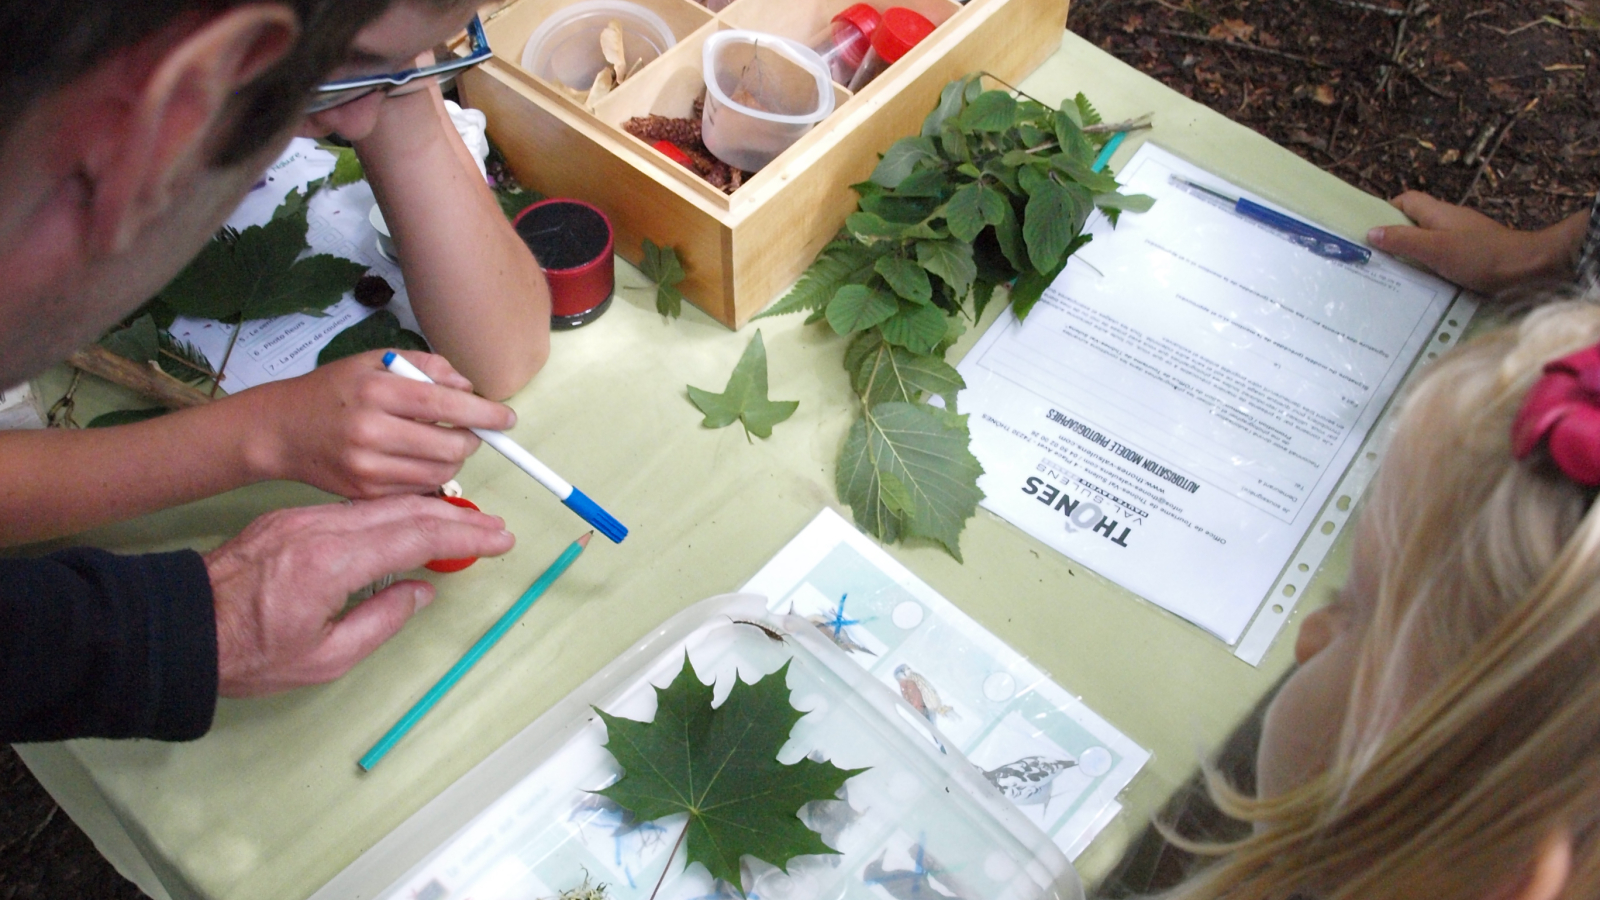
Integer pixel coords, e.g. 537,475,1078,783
623,114,700,146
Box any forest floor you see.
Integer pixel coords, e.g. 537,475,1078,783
3,1,1599,897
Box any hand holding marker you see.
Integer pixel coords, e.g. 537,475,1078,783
381,352,628,543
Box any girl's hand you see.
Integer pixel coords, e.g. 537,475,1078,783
1367,191,1586,294
240,350,516,498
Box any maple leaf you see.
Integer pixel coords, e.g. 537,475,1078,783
687,331,799,440
640,238,687,318
595,657,865,894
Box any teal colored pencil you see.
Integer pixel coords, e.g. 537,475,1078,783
359,531,593,771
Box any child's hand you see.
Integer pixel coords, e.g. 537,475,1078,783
240,350,517,498
1367,192,1584,294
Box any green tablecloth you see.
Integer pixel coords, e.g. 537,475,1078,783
16,31,1402,900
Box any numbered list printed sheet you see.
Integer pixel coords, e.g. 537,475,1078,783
957,144,1456,644
744,509,1150,860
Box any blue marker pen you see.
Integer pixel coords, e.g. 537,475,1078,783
382,352,628,543
1171,175,1372,264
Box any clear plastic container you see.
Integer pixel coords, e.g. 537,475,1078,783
521,0,677,91
701,30,836,173
312,595,1083,900
808,3,882,86
845,6,935,91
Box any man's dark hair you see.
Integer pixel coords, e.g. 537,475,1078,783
1,0,396,164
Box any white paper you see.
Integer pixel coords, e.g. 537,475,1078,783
956,144,1456,644
168,138,420,393
743,509,1150,860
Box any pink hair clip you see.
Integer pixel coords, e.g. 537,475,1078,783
1511,344,1600,486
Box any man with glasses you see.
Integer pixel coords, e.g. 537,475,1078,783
0,0,534,743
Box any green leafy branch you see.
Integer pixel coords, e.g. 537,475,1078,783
758,75,1153,559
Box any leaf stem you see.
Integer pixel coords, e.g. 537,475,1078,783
210,316,243,399
648,821,690,900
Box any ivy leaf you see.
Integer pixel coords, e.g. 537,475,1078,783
595,657,863,892
838,402,984,560
827,285,898,335
317,309,430,366
757,239,881,320
870,136,939,188
686,330,798,440
915,239,976,297
875,256,932,305
157,185,368,322
640,238,688,318
879,302,947,355
956,91,1016,132
853,335,965,409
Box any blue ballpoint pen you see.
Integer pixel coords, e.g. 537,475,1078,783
1170,175,1372,264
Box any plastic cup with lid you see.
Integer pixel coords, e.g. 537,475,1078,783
522,0,677,92
845,6,936,91
700,31,836,173
809,4,882,85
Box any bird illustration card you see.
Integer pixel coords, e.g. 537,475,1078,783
743,508,1151,861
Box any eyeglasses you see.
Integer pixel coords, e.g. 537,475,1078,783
308,15,492,114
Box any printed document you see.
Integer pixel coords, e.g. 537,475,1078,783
168,139,420,393
956,144,1456,643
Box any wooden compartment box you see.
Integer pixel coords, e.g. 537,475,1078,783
464,0,1070,328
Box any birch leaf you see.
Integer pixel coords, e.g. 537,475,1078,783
838,402,984,560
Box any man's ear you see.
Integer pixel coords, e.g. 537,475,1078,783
85,5,299,255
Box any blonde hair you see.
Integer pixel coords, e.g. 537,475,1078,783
1167,297,1600,900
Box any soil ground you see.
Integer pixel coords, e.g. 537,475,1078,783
4,3,1599,896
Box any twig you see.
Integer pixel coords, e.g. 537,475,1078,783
211,319,243,399
1153,29,1328,66
47,370,82,429
1375,0,1422,98
1400,65,1457,98
1316,0,1415,16
1477,15,1563,35
1459,99,1538,205
1462,121,1498,167
67,346,213,409
1084,114,1154,133
1327,97,1349,157
20,806,56,856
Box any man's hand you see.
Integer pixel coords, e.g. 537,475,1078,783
205,495,516,696
1367,191,1587,294
241,350,517,498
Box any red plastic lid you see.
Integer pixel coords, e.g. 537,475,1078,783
425,496,481,573
651,139,694,168
833,3,883,38
871,7,936,62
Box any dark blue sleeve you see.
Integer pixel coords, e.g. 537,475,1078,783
0,548,217,742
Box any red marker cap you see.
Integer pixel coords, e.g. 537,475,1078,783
871,7,936,63
651,139,694,168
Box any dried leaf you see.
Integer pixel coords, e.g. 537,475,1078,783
1208,18,1255,41
600,21,627,73
1313,84,1336,106
586,65,616,107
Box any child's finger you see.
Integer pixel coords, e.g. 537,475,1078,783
399,350,475,393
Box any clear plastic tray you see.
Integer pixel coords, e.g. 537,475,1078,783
313,594,1082,900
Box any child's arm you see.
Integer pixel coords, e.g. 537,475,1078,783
1366,191,1588,295
0,352,513,546
355,84,550,402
